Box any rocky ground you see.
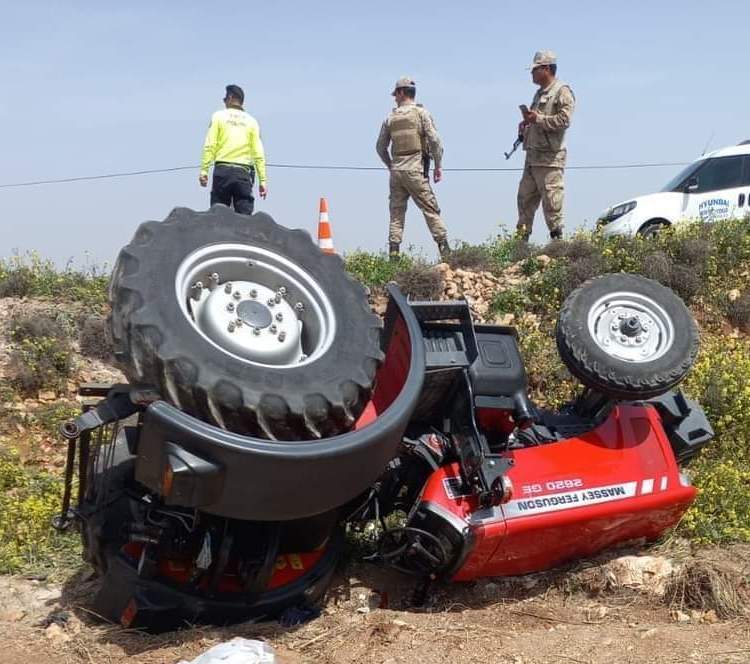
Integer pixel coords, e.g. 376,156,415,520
1,263,749,663
368,259,538,324
1,545,749,663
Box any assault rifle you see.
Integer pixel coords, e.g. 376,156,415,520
505,104,530,160
504,135,523,160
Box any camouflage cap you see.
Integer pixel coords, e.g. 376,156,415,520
527,50,557,70
391,76,416,95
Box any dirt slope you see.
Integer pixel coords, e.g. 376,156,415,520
2,547,749,664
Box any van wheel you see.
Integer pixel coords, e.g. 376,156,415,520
638,220,669,239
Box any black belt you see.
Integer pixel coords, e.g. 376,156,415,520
215,161,254,171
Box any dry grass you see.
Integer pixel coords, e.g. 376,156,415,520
664,559,748,618
391,262,444,301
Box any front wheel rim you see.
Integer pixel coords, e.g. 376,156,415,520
586,291,674,363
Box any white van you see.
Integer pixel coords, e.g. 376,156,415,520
597,141,750,238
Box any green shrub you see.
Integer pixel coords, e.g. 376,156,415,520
489,286,529,317
344,251,414,288
0,450,79,575
486,234,537,268
683,334,750,462
727,292,750,332
445,242,495,272
677,333,750,542
78,314,113,360
10,311,72,343
515,319,577,408
8,336,73,395
520,256,544,277
524,261,568,315
640,251,673,286
0,252,108,306
25,401,80,438
681,458,750,543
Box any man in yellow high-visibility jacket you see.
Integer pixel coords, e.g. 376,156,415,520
200,84,267,215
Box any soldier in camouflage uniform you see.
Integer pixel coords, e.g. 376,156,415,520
516,50,575,241
376,77,450,259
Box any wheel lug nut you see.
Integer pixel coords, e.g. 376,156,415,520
233,291,241,300
224,283,233,294
249,289,258,298
253,327,261,336
620,335,627,342
247,260,254,267
267,298,275,307
278,331,286,342
275,312,283,322
227,322,236,332
210,273,219,282
190,282,204,300
269,324,278,334
295,302,304,312
227,302,235,312
236,318,243,327
279,286,287,295
274,293,283,304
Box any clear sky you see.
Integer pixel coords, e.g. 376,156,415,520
1,1,748,268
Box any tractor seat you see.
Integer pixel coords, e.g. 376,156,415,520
469,329,534,425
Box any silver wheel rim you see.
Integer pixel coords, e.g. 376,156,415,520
586,291,674,363
174,243,336,368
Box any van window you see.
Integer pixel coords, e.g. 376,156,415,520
692,156,744,193
662,160,705,192
742,156,750,186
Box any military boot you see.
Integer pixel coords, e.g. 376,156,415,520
437,239,451,260
515,228,531,243
549,228,563,240
389,242,400,262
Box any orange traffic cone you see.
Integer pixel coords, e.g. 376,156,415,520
317,198,335,254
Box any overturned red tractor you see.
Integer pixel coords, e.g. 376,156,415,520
55,207,712,631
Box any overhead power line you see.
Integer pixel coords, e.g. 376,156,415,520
0,161,690,190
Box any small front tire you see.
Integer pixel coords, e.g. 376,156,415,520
556,273,699,400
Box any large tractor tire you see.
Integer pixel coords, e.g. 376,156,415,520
556,273,699,400
109,206,383,440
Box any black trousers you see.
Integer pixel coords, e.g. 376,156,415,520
210,164,255,215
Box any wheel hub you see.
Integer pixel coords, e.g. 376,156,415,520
191,280,302,365
237,300,273,329
620,316,643,337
